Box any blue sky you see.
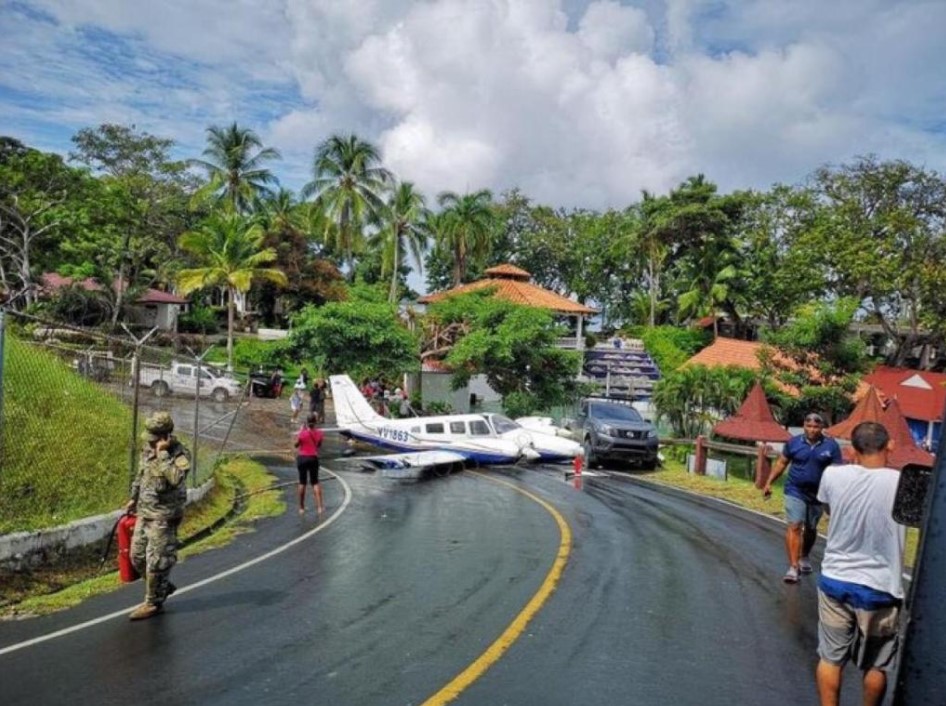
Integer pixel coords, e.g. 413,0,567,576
2,0,945,208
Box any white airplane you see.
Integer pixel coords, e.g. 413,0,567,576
329,375,581,471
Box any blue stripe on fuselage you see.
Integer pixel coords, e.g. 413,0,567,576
348,431,518,464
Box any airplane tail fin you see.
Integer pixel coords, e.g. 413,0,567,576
329,375,384,427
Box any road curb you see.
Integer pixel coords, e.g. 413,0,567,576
0,479,215,573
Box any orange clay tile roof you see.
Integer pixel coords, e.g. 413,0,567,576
683,337,873,400
863,365,946,423
483,263,531,280
684,337,775,370
418,264,596,315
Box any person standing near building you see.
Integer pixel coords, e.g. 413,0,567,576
125,412,191,621
762,412,842,583
290,380,305,425
309,379,326,424
815,421,905,706
294,413,325,515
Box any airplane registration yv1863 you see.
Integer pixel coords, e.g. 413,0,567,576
328,375,582,473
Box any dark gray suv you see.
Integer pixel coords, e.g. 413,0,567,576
570,397,659,470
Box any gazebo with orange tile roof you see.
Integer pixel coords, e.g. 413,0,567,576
713,382,791,442
418,263,596,348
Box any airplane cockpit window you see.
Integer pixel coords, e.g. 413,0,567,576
469,419,491,436
426,423,445,434
450,421,466,434
490,415,520,434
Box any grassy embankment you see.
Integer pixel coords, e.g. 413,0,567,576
0,335,132,533
0,334,286,617
644,456,920,567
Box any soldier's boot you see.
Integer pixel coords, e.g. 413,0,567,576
128,603,162,621
166,582,177,598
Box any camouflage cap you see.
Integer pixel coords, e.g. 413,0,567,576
144,411,174,435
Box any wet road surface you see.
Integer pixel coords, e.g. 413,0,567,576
0,452,861,705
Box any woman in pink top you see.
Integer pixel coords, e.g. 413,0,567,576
294,413,324,515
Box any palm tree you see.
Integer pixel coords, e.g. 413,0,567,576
373,181,429,302
436,189,495,286
302,134,391,278
192,123,281,212
177,213,288,369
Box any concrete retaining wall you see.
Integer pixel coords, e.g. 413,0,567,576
0,479,215,572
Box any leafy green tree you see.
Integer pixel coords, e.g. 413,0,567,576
621,325,709,373
0,147,90,307
735,186,826,330
192,122,280,212
809,157,946,366
652,364,758,438
252,189,345,323
436,189,495,286
758,298,868,424
177,213,287,369
373,181,429,302
286,296,419,382
303,134,391,278
425,292,581,416
68,123,199,326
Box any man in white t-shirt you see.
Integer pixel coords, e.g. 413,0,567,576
815,421,905,706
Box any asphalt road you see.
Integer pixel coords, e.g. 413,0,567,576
0,459,861,705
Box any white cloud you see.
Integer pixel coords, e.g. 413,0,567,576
1,0,944,209
578,1,654,59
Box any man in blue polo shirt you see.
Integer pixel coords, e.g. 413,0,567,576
762,412,842,583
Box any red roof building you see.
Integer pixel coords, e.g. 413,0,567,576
862,366,945,449
713,382,791,442
39,273,188,331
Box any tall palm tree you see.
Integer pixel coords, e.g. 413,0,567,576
373,181,429,302
302,134,391,278
177,213,288,369
192,123,281,212
436,189,495,286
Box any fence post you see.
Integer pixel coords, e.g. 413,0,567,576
694,434,707,475
122,326,158,485
186,344,214,488
755,443,772,489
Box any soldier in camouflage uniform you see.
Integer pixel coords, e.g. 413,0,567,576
125,411,191,621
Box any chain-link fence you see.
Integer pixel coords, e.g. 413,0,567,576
0,308,255,534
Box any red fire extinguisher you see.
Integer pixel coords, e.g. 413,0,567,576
117,513,140,583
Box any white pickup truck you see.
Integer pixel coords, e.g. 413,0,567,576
137,361,244,402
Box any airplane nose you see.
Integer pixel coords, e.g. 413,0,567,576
520,447,541,461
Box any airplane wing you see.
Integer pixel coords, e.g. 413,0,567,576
348,450,469,479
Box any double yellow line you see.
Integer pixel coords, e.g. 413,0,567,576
422,471,573,705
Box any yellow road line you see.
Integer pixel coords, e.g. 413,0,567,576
422,471,572,706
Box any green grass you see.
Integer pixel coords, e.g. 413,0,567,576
0,335,131,533
643,458,920,567
1,456,285,618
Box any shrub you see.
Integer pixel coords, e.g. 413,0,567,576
623,325,709,373
425,400,453,415
178,306,220,334
232,338,291,371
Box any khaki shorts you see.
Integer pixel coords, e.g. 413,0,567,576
818,590,900,672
